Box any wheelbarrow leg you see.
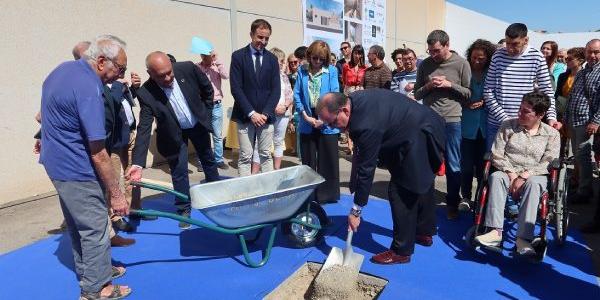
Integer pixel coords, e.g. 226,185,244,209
238,226,277,268
244,228,265,244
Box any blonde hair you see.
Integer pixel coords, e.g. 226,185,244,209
269,47,286,61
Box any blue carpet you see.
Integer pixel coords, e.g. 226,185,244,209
1,194,599,299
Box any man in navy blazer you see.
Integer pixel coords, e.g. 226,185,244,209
127,51,219,229
230,19,281,176
317,89,446,265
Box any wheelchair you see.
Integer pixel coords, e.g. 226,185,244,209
464,148,570,262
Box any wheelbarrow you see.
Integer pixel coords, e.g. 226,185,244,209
130,165,328,268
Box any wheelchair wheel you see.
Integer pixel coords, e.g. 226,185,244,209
554,167,570,245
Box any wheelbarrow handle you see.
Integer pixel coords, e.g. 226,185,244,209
130,181,189,202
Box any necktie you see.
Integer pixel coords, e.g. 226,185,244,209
254,52,262,77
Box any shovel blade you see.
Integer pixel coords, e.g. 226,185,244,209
321,247,344,270
342,252,364,273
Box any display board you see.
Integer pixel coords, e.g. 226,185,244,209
303,0,386,55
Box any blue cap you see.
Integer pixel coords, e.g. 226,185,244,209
190,37,213,55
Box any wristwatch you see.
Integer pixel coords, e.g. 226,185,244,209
350,204,362,217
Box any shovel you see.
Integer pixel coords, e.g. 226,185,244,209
319,230,364,275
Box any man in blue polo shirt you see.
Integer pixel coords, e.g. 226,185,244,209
40,35,132,300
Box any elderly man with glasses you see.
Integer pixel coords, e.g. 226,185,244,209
40,35,132,299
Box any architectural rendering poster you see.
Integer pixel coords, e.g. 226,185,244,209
303,0,385,56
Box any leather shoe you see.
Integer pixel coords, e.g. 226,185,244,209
370,250,410,265
110,235,135,247
416,235,433,247
580,221,600,234
112,219,134,233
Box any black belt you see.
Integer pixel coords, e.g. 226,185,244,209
214,100,222,104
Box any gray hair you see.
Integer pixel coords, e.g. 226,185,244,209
269,47,286,61
85,35,126,62
427,30,450,46
369,45,385,60
72,41,91,60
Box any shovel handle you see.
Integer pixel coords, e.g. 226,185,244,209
343,230,354,265
346,230,354,248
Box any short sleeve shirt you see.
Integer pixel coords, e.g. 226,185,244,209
40,59,106,181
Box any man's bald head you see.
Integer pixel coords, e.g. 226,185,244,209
146,51,175,87
586,39,600,66
317,92,351,130
72,41,90,60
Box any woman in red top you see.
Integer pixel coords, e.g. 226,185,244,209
340,44,366,154
342,45,367,95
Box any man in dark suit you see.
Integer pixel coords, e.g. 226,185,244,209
230,19,281,176
127,51,219,229
317,89,446,264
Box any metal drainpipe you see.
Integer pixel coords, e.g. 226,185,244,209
394,0,398,49
230,0,238,51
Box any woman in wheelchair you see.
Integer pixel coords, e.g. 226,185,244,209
474,91,560,256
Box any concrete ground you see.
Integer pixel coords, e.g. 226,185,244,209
1,148,599,281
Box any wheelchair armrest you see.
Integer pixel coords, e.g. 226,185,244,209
483,152,492,161
549,158,561,170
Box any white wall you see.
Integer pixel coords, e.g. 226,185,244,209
446,2,600,58
0,0,445,205
445,2,508,56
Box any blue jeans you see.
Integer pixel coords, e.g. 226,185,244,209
445,122,462,208
211,102,224,163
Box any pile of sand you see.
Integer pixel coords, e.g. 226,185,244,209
264,262,386,300
309,265,359,300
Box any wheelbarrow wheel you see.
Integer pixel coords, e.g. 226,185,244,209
282,200,327,248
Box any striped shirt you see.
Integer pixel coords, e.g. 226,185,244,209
566,62,600,127
483,46,556,126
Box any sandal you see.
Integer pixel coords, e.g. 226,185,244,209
80,285,132,300
111,266,126,280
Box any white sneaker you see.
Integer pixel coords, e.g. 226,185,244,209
516,238,536,256
458,199,471,212
474,230,502,247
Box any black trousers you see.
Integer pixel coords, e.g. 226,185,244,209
300,132,340,203
168,123,220,214
460,131,486,200
388,179,436,255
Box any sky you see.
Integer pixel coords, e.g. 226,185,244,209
447,0,600,33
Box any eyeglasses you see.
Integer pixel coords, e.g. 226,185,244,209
310,56,326,62
426,48,442,55
288,60,299,65
340,46,349,51
108,57,127,75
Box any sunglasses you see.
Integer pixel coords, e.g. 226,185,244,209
310,56,326,62
340,46,349,51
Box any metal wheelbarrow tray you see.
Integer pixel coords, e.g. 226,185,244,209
131,165,328,267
